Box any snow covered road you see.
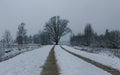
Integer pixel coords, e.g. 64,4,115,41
0,45,119,75
62,45,120,72
55,46,111,75
0,45,53,75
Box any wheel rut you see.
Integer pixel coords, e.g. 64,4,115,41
40,46,59,75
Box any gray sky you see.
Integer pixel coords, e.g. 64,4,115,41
0,0,120,39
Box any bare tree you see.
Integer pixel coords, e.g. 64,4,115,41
44,16,71,45
105,30,120,48
3,30,12,48
16,22,27,45
84,24,94,46
40,31,52,45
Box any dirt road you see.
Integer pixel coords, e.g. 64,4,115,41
40,46,59,75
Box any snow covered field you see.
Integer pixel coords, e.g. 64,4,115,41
62,45,120,71
0,45,53,75
55,46,111,75
73,46,120,58
0,45,40,62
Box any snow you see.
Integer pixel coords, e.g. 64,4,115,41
62,45,120,71
98,50,115,58
74,46,120,57
0,45,118,75
0,45,53,75
1,45,39,61
55,46,111,75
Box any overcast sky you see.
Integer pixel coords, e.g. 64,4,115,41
0,0,120,39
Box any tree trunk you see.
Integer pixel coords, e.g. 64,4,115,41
55,41,58,45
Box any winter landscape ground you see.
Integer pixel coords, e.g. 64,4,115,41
1,0,120,75
0,45,120,75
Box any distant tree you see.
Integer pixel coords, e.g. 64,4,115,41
93,29,120,48
33,34,41,44
70,34,77,46
24,35,29,44
98,34,106,47
0,41,5,58
70,24,102,47
108,30,120,48
70,25,120,49
0,30,13,57
40,32,52,45
3,30,13,47
44,16,71,45
104,29,110,47
16,22,27,45
28,35,33,44
70,33,86,46
84,24,94,46
16,36,23,45
92,33,102,47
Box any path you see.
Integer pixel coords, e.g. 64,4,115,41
40,46,59,75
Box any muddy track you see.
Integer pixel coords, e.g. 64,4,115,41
40,46,59,75
61,46,120,75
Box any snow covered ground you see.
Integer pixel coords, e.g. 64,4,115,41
0,45,53,75
73,46,120,58
55,46,111,75
0,45,119,75
62,45,120,71
0,45,39,62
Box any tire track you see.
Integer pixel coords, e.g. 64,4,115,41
40,46,59,75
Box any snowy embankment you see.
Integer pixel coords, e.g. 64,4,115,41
0,45,40,62
62,45,120,71
55,46,111,75
0,45,53,75
74,46,120,58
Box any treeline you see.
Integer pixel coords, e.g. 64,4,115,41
70,24,120,49
16,22,52,45
0,16,120,49
0,16,71,48
0,22,52,48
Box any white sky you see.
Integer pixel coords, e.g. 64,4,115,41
0,0,120,39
